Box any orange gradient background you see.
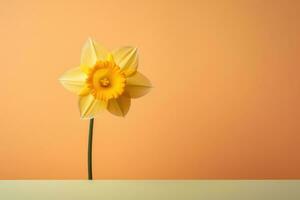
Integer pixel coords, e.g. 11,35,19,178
0,0,299,179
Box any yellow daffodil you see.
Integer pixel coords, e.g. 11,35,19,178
59,38,152,119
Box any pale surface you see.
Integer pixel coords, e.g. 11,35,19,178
1,181,300,200
0,0,300,179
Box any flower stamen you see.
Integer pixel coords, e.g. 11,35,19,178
99,77,110,87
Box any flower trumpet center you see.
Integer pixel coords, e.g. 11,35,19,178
99,77,110,87
86,61,126,101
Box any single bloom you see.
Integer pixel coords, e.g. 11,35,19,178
59,38,152,119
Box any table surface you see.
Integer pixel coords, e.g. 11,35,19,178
1,180,300,200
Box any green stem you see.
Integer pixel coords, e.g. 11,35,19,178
88,118,94,180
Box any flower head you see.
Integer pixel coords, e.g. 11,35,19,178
59,38,152,119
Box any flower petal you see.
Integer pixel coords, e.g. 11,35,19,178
112,47,138,76
79,94,107,119
125,72,152,98
107,94,131,117
80,38,109,73
59,67,87,95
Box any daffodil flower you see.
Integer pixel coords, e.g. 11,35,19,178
59,38,152,119
59,38,152,180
